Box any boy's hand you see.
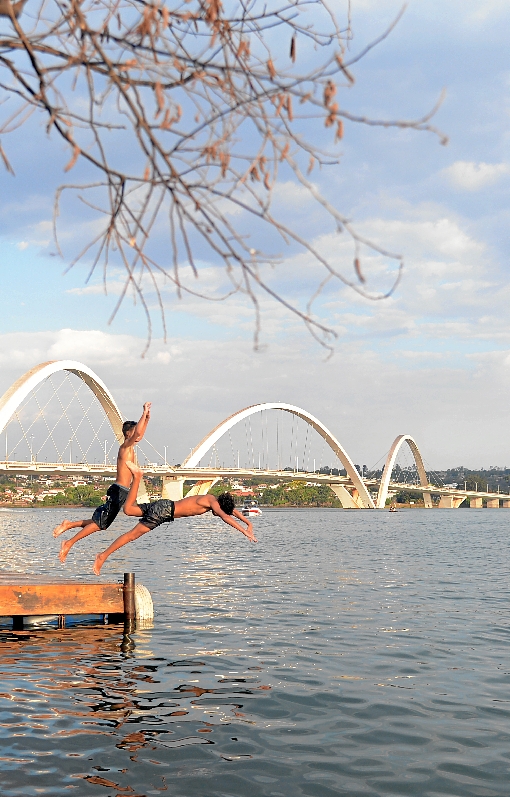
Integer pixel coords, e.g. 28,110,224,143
241,518,256,543
244,527,258,543
143,402,152,416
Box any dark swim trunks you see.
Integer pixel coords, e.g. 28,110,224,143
92,483,129,530
138,499,175,530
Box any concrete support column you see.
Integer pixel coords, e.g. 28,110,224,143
185,479,220,497
136,479,150,504
439,495,466,508
423,492,433,509
470,497,483,508
329,484,360,509
502,499,510,508
162,476,185,500
486,498,500,508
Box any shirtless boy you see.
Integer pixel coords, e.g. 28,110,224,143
93,461,257,575
53,403,151,563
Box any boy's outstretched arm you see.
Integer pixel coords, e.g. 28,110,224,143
211,500,257,542
132,402,151,443
118,403,151,453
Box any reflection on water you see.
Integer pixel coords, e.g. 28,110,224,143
1,508,510,795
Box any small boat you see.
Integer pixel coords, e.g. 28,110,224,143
241,500,262,517
389,504,398,513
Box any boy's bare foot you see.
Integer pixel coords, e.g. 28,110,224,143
53,519,73,538
125,461,142,476
93,553,105,576
59,539,72,564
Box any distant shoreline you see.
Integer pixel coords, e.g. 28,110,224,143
0,504,92,510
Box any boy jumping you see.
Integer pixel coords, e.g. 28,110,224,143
53,403,151,563
93,461,257,575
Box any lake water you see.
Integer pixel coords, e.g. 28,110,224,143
1,507,510,796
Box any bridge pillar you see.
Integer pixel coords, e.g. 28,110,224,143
438,495,466,508
162,476,185,501
470,497,483,508
423,492,433,509
329,484,361,509
136,480,150,504
486,498,500,508
185,479,220,497
502,499,510,508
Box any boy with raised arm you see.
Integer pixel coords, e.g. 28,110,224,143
93,461,257,575
53,402,151,563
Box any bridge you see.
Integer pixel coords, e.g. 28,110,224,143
0,360,507,510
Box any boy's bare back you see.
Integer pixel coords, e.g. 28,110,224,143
173,493,256,541
174,494,220,518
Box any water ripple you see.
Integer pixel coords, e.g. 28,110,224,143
1,508,510,794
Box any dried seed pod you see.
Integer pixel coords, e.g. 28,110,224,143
290,35,296,62
354,257,365,283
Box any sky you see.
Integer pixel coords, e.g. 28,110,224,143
0,0,509,469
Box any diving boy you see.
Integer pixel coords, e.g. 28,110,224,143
53,402,151,563
93,461,257,575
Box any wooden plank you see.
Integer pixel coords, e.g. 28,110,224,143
0,583,124,616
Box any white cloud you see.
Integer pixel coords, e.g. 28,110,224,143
442,161,509,191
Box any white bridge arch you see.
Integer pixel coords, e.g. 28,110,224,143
182,402,376,509
376,434,432,509
0,360,125,441
0,360,150,501
0,362,442,511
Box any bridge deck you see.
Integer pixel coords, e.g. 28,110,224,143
0,461,508,503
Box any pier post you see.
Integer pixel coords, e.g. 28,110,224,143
123,572,136,632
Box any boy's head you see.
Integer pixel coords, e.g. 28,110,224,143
122,420,137,438
217,492,235,515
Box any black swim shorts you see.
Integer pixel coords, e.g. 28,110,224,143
138,499,175,530
92,483,129,530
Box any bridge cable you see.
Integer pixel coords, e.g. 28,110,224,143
9,375,65,461
228,429,236,468
265,412,269,470
11,373,89,463
276,413,279,470
302,424,309,473
249,416,255,468
290,415,294,469
260,414,264,470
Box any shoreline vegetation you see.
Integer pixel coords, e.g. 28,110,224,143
2,467,509,509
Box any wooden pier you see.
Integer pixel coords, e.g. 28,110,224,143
0,572,137,630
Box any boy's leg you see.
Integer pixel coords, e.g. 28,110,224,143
58,484,128,564
123,463,143,517
53,518,94,538
93,522,150,575
59,520,100,563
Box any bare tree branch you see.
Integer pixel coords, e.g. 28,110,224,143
0,0,446,349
